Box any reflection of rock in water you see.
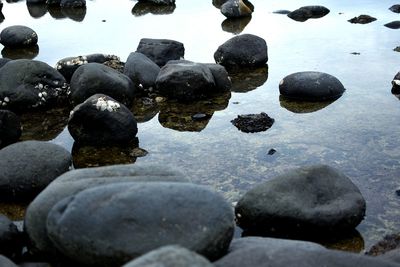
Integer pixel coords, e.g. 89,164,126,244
229,65,268,93
279,95,337,113
1,45,39,60
0,202,27,221
222,16,252,34
365,232,400,256
48,6,66,19
72,138,147,168
27,3,47,18
132,2,175,16
131,97,160,123
158,91,231,132
19,107,70,141
61,7,87,22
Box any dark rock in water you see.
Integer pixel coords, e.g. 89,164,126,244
221,16,252,34
0,255,18,267
279,71,345,101
279,95,336,113
1,45,39,60
391,71,400,94
267,148,276,155
378,248,400,264
68,94,138,145
69,62,134,106
389,4,400,13
394,46,400,52
385,21,400,29
213,0,228,9
55,53,120,81
230,65,268,92
46,182,234,266
273,9,291,14
132,1,175,16
396,189,400,196
204,63,232,92
25,163,187,256
235,165,366,232
215,239,399,267
27,2,48,18
122,245,213,267
231,112,274,133
191,113,209,121
0,59,68,111
0,25,38,47
60,0,86,8
60,5,86,21
136,38,184,67
46,0,61,5
348,14,377,24
138,0,175,4
0,110,21,147
287,5,330,22
0,214,23,258
366,233,400,256
123,52,160,91
221,0,253,18
0,140,72,201
214,34,268,69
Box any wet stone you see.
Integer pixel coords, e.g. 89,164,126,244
391,71,400,94
0,25,38,48
389,4,400,13
220,0,253,18
123,52,160,91
396,189,400,197
348,14,377,24
231,112,274,133
136,38,184,67
287,5,330,22
385,21,400,29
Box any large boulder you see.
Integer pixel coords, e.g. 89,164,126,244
279,71,345,101
0,110,21,147
0,25,38,47
287,6,330,22
235,165,366,232
24,163,187,255
136,38,184,67
122,245,213,267
0,141,72,201
68,94,138,145
214,34,268,69
46,182,234,266
220,0,253,18
0,59,68,111
69,63,135,106
123,52,160,91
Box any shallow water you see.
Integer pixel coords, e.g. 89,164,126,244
2,0,400,252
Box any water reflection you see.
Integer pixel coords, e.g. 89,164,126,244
131,2,175,16
279,95,338,113
221,16,251,34
26,3,47,18
26,3,86,21
229,65,268,93
131,97,160,123
158,91,231,132
1,45,39,59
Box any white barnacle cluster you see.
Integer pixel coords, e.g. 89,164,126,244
56,56,88,70
0,96,10,107
34,83,49,104
94,97,121,112
393,79,400,86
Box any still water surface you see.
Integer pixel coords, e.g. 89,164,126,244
2,0,400,251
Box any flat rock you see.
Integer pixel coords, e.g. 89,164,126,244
348,15,377,24
279,71,345,101
231,112,274,133
46,182,234,266
0,140,72,201
235,165,366,232
287,6,330,22
123,52,160,91
0,25,38,47
136,38,184,67
0,110,21,147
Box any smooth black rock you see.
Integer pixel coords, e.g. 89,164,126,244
1,45,39,60
231,112,274,133
0,25,38,47
46,182,234,266
391,71,400,94
389,4,400,13
68,94,137,145
60,0,86,7
279,71,345,101
0,59,68,111
204,63,232,92
287,6,330,22
69,62,134,106
0,110,21,147
0,141,72,201
385,21,400,29
221,0,253,18
348,15,377,24
122,245,213,267
123,52,160,91
0,255,18,267
136,38,185,67
0,214,23,257
25,163,187,256
235,165,366,232
214,34,268,69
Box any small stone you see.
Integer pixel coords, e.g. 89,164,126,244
267,149,276,155
348,15,377,24
396,189,400,197
394,46,400,52
385,21,400,29
192,113,208,120
231,112,274,133
389,4,400,13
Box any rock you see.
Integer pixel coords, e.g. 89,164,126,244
0,58,11,69
287,6,330,22
55,54,120,81
0,255,18,267
60,0,86,8
46,182,234,266
378,248,400,264
235,165,366,232
230,65,268,92
214,34,268,69
215,241,400,267
0,214,23,257
389,4,400,13
279,71,345,101
69,62,134,106
0,140,72,201
348,15,377,24
391,72,400,94
0,25,38,47
121,245,214,267
132,2,176,16
123,52,160,91
0,110,21,147
136,38,185,67
0,59,68,111
231,112,274,133
155,60,217,101
139,0,175,4
68,94,138,145
24,163,187,255
204,63,232,92
385,21,400,29
221,0,253,18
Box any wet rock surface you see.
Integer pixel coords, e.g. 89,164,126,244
231,112,274,133
136,38,184,67
123,52,160,91
0,110,21,147
220,0,253,18
391,71,400,94
348,15,377,24
287,5,330,22
385,21,400,29
0,25,38,47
